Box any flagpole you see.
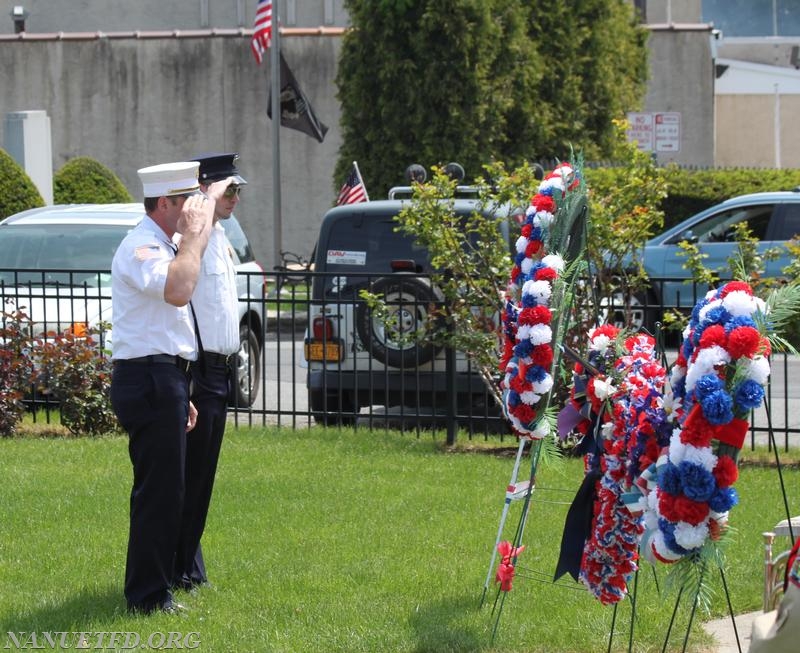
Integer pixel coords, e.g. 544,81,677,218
270,2,282,268
353,160,369,201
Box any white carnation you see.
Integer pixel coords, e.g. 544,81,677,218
533,210,554,229
722,290,757,316
528,323,552,345
740,355,771,385
682,444,717,472
531,376,554,395
515,236,528,254
541,254,565,272
674,521,709,550
521,279,552,305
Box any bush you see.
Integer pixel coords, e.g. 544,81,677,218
54,156,133,204
0,148,45,220
0,309,36,436
34,323,118,437
658,166,800,230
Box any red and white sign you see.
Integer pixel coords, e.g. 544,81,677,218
626,112,681,153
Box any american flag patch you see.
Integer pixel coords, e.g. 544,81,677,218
134,244,161,261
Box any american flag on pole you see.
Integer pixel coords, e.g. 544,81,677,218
337,162,369,205
251,0,272,64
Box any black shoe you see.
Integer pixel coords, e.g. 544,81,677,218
161,600,188,615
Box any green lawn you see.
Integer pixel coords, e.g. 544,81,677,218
0,428,796,652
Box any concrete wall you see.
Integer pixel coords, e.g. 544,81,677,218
0,32,343,268
643,25,715,167
0,0,350,33
715,94,800,168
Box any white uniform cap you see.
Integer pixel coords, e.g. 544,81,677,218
138,161,201,198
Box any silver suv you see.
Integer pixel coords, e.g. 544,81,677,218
0,203,266,406
304,188,511,425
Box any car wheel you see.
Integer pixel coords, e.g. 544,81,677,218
310,389,358,426
599,290,655,332
229,323,261,407
355,276,443,368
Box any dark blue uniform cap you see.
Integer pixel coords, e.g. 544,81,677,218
192,152,248,185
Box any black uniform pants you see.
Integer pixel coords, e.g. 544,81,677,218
111,360,190,612
173,356,230,588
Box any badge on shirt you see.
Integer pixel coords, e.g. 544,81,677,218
135,244,161,261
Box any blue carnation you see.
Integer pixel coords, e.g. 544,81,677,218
678,461,717,502
514,251,526,267
703,305,731,326
658,463,683,495
725,315,756,332
734,379,765,411
514,340,533,358
700,389,734,425
690,299,707,324
521,294,538,308
695,373,724,400
529,226,543,242
709,486,738,513
525,364,548,383
506,390,520,407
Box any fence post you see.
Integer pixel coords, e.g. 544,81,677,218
445,319,457,445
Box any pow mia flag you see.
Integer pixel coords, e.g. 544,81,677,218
267,52,328,143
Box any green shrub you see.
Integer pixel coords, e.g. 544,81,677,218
54,156,133,204
0,148,45,220
660,166,800,229
0,309,36,436
34,323,118,437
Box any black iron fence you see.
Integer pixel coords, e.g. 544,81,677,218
2,268,798,448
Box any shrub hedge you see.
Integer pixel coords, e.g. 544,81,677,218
0,148,45,220
54,156,133,204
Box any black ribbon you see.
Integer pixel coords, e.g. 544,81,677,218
553,467,602,582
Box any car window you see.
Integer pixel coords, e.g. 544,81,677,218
669,204,773,244
221,215,255,263
0,224,131,286
771,202,800,240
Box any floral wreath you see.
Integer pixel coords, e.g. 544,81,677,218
500,165,580,438
640,281,771,564
579,332,669,604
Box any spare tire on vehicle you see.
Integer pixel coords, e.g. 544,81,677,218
355,275,443,369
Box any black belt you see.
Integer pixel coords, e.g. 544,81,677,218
115,354,192,373
204,351,233,366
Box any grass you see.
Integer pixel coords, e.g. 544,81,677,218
0,427,797,652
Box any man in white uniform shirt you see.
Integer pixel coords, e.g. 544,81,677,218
172,153,246,592
110,160,230,614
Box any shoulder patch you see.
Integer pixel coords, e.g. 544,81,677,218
134,244,162,261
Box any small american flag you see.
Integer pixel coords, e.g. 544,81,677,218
251,0,272,64
337,162,369,205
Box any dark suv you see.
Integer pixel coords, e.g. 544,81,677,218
304,189,512,425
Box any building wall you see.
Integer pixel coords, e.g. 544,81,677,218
0,32,343,267
642,25,715,167
0,0,350,33
715,94,800,168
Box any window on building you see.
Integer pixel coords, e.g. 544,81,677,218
703,0,800,37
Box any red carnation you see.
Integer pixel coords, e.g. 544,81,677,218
525,239,543,257
699,324,727,349
658,492,679,522
521,224,532,238
727,326,761,359
534,267,558,282
681,405,714,447
530,344,554,368
519,305,551,325
673,495,710,526
531,194,555,214
720,281,753,297
510,267,520,283
513,403,536,424
713,455,739,488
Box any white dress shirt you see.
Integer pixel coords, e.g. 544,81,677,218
111,216,197,361
191,222,239,355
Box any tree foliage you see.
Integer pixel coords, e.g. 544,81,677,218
0,148,45,220
54,156,133,204
336,0,648,198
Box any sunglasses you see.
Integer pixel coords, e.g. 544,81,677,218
223,185,242,199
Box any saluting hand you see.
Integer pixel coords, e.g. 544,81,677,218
177,194,214,239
